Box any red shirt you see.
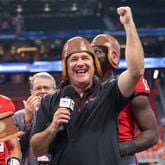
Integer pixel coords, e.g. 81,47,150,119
0,95,15,165
0,95,15,113
118,77,150,142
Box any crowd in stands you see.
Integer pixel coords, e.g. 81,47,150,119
0,14,24,35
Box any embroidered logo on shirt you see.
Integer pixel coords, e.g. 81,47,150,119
85,97,96,104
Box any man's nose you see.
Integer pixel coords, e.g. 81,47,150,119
76,59,85,67
40,88,49,93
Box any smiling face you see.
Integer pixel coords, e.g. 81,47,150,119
93,46,108,66
31,77,55,97
62,36,102,81
67,52,95,89
93,46,113,75
91,34,121,69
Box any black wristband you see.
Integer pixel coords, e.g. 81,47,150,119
119,141,137,157
7,157,20,165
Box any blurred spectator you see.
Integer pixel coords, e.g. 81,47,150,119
13,72,56,165
12,14,24,35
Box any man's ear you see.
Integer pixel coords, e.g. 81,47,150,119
107,49,120,69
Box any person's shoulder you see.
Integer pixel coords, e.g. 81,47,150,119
15,109,25,113
43,88,62,102
102,78,117,87
13,109,25,124
47,88,61,97
14,109,25,117
13,109,25,118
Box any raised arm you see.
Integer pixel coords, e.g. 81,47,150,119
117,6,144,97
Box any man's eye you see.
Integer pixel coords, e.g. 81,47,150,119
95,50,102,54
69,58,77,62
82,56,90,60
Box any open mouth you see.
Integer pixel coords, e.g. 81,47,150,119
76,69,87,75
76,69,86,74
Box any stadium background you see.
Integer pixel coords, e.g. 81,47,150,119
0,0,165,164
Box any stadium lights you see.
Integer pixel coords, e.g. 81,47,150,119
153,69,159,79
16,5,23,13
44,3,51,12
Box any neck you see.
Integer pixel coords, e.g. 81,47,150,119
71,81,93,98
101,70,114,83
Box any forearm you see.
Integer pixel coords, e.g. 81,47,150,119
124,19,144,79
131,95,159,152
133,129,158,152
6,138,21,158
9,149,21,159
117,7,144,97
30,124,58,156
25,110,34,125
119,140,137,157
119,129,158,157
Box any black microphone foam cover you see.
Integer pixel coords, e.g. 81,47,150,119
63,85,75,98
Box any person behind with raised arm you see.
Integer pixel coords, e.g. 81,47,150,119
91,34,158,165
30,6,144,165
13,72,56,165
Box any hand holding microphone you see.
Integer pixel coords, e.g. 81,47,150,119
53,86,75,132
53,107,71,131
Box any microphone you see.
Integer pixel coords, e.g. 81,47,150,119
59,85,75,111
59,85,75,130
